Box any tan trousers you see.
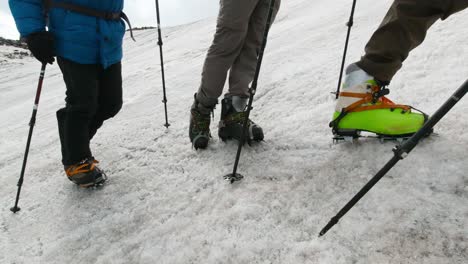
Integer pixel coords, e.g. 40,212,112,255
196,0,281,107
357,0,468,81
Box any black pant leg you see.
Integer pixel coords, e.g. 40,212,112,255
56,108,68,165
88,62,123,139
57,57,100,165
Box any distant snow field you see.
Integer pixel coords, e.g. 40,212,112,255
1,0,467,263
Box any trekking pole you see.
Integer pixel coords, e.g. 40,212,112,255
11,63,47,213
319,79,468,236
224,0,276,183
155,0,170,128
333,0,357,99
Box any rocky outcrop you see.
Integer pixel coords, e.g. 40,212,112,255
0,37,31,65
0,36,28,49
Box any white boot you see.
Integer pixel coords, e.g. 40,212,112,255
335,64,375,112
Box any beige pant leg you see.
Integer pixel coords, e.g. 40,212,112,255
196,0,261,106
227,0,281,97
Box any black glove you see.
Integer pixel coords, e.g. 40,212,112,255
26,31,55,64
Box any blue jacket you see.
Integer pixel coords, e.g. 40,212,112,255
9,0,125,68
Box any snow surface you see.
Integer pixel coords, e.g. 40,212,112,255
1,0,467,263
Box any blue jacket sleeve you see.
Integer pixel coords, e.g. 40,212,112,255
9,0,46,38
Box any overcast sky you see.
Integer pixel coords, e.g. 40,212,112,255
0,0,219,39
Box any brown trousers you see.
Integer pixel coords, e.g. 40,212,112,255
196,0,281,107
357,0,468,81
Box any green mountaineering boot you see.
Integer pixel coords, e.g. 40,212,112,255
189,93,216,149
330,64,428,139
218,96,264,144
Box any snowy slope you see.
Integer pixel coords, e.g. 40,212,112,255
1,0,467,263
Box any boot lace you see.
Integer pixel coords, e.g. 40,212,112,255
224,111,254,126
191,110,211,133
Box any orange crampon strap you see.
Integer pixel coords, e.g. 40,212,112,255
330,83,428,131
340,84,412,113
66,159,99,177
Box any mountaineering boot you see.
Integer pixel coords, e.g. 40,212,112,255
330,64,427,138
65,158,106,188
218,96,264,143
189,93,216,149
